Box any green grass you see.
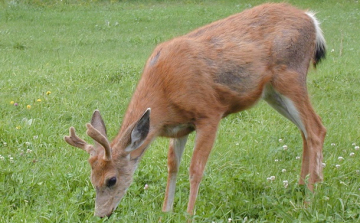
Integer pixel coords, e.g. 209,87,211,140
1,0,360,222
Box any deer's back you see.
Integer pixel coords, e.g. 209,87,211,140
140,3,316,127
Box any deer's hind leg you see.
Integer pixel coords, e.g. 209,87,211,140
263,69,326,191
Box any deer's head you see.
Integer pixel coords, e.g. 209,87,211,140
64,109,150,217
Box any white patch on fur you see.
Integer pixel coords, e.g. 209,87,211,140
316,151,323,181
263,85,307,138
306,11,326,50
282,96,307,138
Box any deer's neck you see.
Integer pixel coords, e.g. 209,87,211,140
111,73,162,150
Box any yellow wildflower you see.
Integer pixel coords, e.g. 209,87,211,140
10,101,14,105
46,91,51,95
27,105,31,109
16,126,21,130
37,99,42,102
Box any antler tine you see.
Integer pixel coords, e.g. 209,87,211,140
64,127,94,154
86,123,112,161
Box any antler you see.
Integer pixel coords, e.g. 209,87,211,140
86,123,112,161
64,127,95,155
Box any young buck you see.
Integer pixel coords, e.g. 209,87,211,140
64,3,326,218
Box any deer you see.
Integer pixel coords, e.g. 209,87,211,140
64,3,326,218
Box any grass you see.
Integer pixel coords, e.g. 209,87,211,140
0,0,359,222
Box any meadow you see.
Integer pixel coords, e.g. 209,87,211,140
0,0,359,222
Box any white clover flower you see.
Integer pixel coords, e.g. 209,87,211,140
228,218,232,222
331,143,336,146
235,142,239,146
282,145,288,150
3,142,7,146
335,164,340,168
26,149,32,153
322,163,326,168
0,155,4,161
267,176,276,181
144,184,149,190
33,135,38,140
338,156,344,161
350,152,355,157
355,146,359,150
281,169,286,173
331,49,335,52
296,156,301,160
283,180,289,188
9,157,14,163
279,138,283,143
275,159,279,162
25,142,31,146
352,143,356,146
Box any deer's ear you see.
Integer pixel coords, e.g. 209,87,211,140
125,108,151,154
91,110,107,138
90,110,108,151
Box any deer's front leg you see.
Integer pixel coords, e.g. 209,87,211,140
187,120,220,215
162,136,188,212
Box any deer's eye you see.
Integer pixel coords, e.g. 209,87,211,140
106,177,117,187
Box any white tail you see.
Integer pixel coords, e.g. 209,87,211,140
64,3,326,218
